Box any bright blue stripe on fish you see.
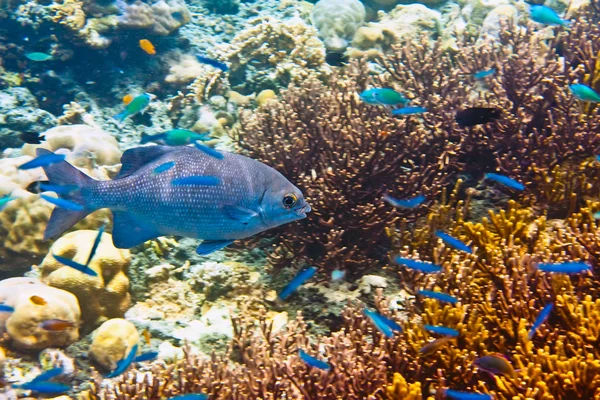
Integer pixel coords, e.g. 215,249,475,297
171,176,221,186
40,194,85,211
194,142,224,160
134,351,159,362
153,161,175,174
417,290,458,304
424,325,459,337
473,68,496,79
52,254,98,277
528,303,553,340
168,395,209,400
39,183,79,195
434,231,473,254
16,381,71,394
538,261,591,274
278,266,317,300
484,173,525,191
377,313,403,333
383,194,426,209
86,225,105,266
107,344,138,378
395,257,442,273
445,389,493,400
0,304,14,313
31,367,64,383
392,107,427,115
18,153,66,170
299,349,330,370
364,309,394,337
196,55,228,72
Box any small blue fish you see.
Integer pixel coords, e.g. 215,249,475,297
528,303,553,340
359,88,408,106
39,183,79,196
444,389,492,400
434,231,473,254
107,344,139,378
0,304,14,313
0,194,16,211
171,176,220,186
40,194,85,211
424,325,459,337
298,349,330,370
15,381,71,394
392,107,427,116
194,142,224,160
417,290,458,304
134,351,158,362
168,395,209,400
383,194,425,209
279,266,317,300
484,173,525,191
86,225,105,266
569,84,600,102
25,52,53,62
473,69,496,79
52,253,98,277
530,5,570,27
196,55,228,72
114,94,152,122
538,261,591,274
331,269,346,281
363,309,402,337
31,367,64,383
19,153,66,170
394,257,442,273
153,162,176,175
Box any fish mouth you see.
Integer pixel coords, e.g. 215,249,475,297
294,203,311,219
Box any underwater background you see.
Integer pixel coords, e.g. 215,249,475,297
1,0,600,397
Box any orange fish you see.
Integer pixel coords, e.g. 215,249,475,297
142,328,151,345
30,295,47,306
139,39,156,55
123,94,134,105
40,319,76,331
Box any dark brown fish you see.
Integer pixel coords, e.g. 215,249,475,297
474,354,516,378
19,132,45,144
419,336,455,357
455,107,501,127
40,319,76,331
30,295,47,306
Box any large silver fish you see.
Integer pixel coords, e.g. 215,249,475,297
38,146,310,255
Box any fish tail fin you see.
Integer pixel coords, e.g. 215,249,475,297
113,110,128,122
140,133,150,144
37,149,97,241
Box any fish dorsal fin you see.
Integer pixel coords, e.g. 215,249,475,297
116,146,177,179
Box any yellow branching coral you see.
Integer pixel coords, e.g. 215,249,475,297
385,373,422,400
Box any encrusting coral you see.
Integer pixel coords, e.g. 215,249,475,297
89,318,140,371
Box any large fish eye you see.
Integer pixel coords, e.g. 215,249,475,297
282,194,298,209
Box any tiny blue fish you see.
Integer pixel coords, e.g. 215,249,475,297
168,395,209,400
0,304,14,313
473,69,496,79
444,389,493,400
392,107,427,116
15,381,71,394
331,269,346,281
569,84,600,102
299,349,330,370
417,290,458,304
530,5,570,27
528,303,553,340
86,225,105,266
395,257,442,273
434,231,473,254
383,194,425,209
424,325,459,337
153,161,176,175
196,55,228,72
25,52,53,62
52,253,98,277
171,176,221,186
39,183,79,196
0,194,16,211
194,142,224,160
31,367,64,383
40,194,85,211
134,351,159,362
593,211,600,219
538,261,591,274
364,309,402,337
279,266,317,300
484,173,525,191
19,153,66,170
107,344,139,378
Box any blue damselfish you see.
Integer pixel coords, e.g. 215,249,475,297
528,303,553,339
434,231,473,254
364,309,402,337
395,257,442,273
538,261,591,274
107,344,138,378
279,266,317,300
417,290,458,304
19,153,66,170
299,349,330,370
383,194,426,209
484,173,525,191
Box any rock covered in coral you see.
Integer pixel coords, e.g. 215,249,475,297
40,230,131,330
89,318,139,371
0,278,80,350
311,0,365,52
115,0,191,35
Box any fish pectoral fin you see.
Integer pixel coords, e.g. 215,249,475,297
112,211,162,248
223,204,258,224
196,240,235,256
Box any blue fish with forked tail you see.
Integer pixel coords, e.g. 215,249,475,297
37,146,310,255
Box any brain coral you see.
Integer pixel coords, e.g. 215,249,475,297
40,230,131,330
89,318,140,371
115,0,191,35
310,0,365,52
0,278,80,351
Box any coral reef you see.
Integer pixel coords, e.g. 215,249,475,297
40,230,131,330
311,0,365,52
89,318,140,371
